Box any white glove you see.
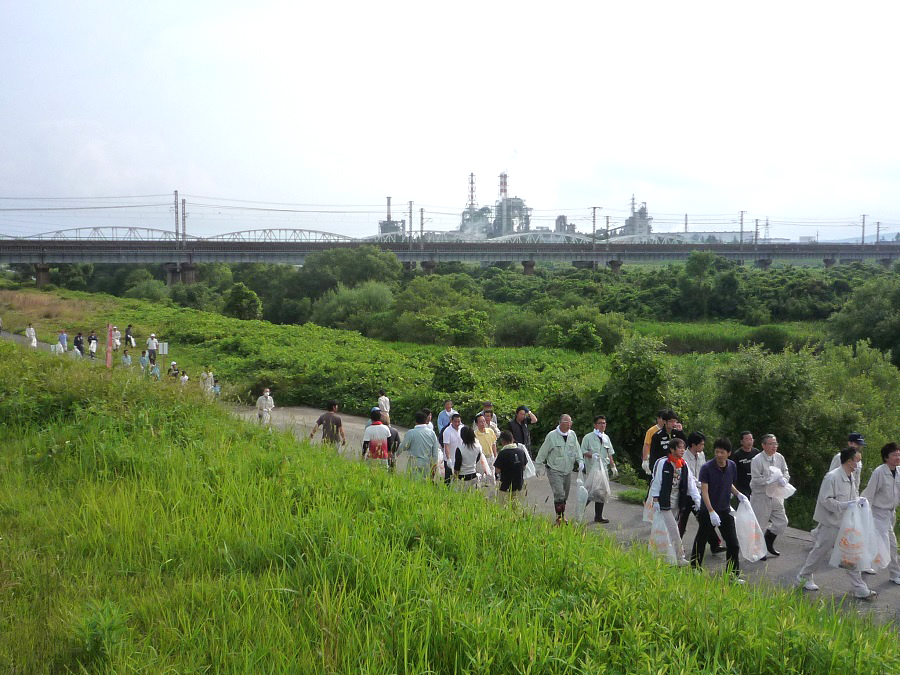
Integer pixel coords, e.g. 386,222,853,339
858,497,868,507
838,501,855,510
652,501,661,512
709,512,721,527
778,477,788,487
737,493,748,503
611,466,619,479
577,461,585,473
641,459,650,475
693,497,702,512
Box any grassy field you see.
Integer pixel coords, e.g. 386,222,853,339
631,320,828,354
1,342,898,673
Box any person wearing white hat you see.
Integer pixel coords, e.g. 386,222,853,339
111,325,121,351
146,333,159,363
167,361,179,378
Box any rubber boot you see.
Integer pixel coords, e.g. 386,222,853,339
594,501,609,524
764,530,781,556
554,501,565,526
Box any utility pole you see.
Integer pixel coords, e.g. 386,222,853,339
174,190,179,241
861,214,867,245
592,207,598,251
420,208,424,251
754,218,759,248
605,215,610,251
739,210,745,250
684,213,688,233
181,198,187,249
876,221,881,244
408,200,413,248
765,217,770,244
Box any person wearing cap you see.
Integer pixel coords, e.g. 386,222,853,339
828,433,866,491
647,410,686,479
861,442,900,585
797,447,875,600
146,333,159,363
111,326,121,352
535,414,581,525
256,388,275,425
168,361,179,378
73,331,84,357
87,330,99,359
508,406,538,458
125,324,135,348
361,408,392,469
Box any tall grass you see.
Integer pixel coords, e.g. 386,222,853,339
633,320,827,354
0,342,898,673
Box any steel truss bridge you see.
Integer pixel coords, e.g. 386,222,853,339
1,227,897,284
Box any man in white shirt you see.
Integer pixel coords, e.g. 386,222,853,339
441,413,463,486
146,333,159,363
362,409,393,469
797,447,875,600
377,389,391,426
750,433,791,559
861,442,900,585
256,388,275,425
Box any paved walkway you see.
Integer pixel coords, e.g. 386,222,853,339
250,403,900,627
3,329,898,626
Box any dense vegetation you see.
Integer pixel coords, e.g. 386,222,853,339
3,287,898,531
11,250,896,353
1,342,898,672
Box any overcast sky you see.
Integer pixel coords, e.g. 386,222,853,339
1,1,898,241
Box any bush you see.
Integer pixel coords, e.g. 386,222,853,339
747,325,791,352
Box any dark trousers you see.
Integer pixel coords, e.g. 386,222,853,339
678,506,722,548
691,508,740,576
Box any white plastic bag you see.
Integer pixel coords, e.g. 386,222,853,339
866,509,891,570
642,492,655,523
522,444,537,480
649,510,677,563
734,500,765,562
765,466,797,500
576,476,590,523
829,500,876,571
478,453,495,482
584,458,610,502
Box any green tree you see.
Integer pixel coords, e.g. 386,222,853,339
599,335,668,466
298,246,402,297
829,275,900,366
223,283,263,320
310,281,394,336
123,279,169,302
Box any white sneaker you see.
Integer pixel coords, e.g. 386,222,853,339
797,574,819,591
733,577,746,585
855,590,877,601
677,557,691,567
863,568,877,575
890,577,900,585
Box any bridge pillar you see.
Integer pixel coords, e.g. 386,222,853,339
522,260,536,275
878,258,893,268
35,264,51,288
403,261,417,271
754,259,773,270
421,260,437,275
180,263,198,284
823,258,836,269
607,260,623,274
165,263,182,285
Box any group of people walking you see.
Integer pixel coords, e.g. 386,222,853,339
639,407,898,599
